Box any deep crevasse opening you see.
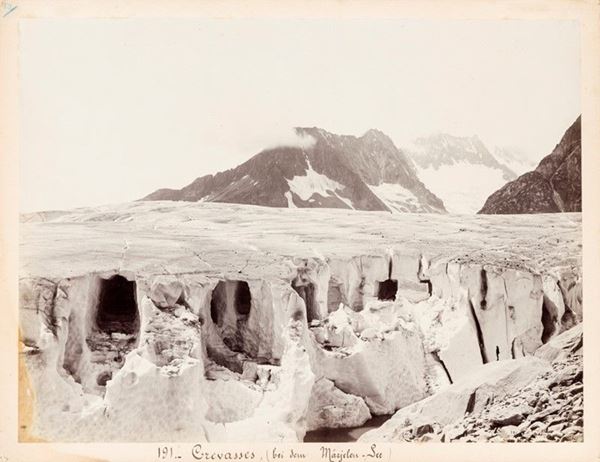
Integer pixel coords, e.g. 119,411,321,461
95,275,139,335
20,250,583,442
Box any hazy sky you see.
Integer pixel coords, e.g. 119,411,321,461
20,19,580,212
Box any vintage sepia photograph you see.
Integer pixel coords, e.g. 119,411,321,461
4,2,598,459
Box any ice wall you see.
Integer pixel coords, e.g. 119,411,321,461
18,248,582,442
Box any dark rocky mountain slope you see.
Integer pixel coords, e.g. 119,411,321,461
479,116,581,214
144,128,446,213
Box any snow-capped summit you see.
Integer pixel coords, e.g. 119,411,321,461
404,133,518,214
491,146,538,176
143,127,446,213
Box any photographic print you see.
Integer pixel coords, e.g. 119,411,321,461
4,1,598,460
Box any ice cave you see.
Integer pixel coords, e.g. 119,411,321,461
18,205,583,443
95,275,139,335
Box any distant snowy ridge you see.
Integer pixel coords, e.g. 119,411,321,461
416,162,509,215
491,146,538,176
403,133,519,214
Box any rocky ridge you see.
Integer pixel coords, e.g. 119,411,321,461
479,116,581,214
144,127,445,213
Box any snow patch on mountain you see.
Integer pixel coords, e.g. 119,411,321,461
284,191,297,208
403,133,521,214
144,127,445,213
418,162,508,214
286,157,354,209
333,193,355,210
492,146,538,176
367,183,421,213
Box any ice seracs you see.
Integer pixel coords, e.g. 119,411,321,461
19,202,582,442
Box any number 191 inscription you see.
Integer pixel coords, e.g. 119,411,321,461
157,446,180,460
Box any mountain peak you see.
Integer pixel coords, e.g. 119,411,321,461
404,132,518,214
409,133,514,175
295,126,339,135
144,126,446,214
360,128,397,150
362,128,385,137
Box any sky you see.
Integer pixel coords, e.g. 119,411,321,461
20,19,580,212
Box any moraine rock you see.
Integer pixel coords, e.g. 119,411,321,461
535,322,582,363
489,403,532,428
358,356,550,442
420,325,582,443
